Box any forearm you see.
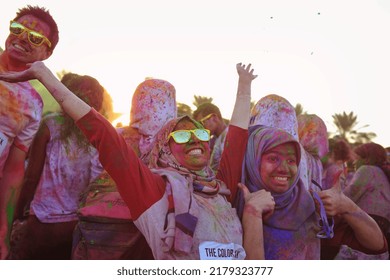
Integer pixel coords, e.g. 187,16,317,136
35,65,91,121
14,123,48,220
0,164,24,243
340,198,385,251
242,207,265,260
230,79,252,129
14,177,40,220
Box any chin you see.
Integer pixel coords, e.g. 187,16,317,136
186,162,208,171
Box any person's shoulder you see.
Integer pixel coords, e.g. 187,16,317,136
357,165,381,174
42,111,64,122
354,165,388,183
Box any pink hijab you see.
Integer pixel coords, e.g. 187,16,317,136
298,114,329,191
298,114,329,158
148,116,230,253
250,94,299,140
130,78,177,157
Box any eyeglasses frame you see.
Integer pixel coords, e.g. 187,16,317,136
9,21,52,48
168,128,211,144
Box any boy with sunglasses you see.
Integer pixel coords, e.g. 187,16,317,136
193,103,228,172
0,5,59,259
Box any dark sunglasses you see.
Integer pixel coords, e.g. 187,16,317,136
168,129,210,144
9,21,52,48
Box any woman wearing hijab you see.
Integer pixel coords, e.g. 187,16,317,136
297,114,329,192
249,94,312,192
0,61,276,260
235,125,387,259
344,142,390,224
334,142,390,259
72,78,176,260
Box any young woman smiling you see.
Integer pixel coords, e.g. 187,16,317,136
235,125,387,259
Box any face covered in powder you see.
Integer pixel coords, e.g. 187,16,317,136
130,79,176,156
260,142,299,194
168,119,211,171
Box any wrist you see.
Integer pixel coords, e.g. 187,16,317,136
338,196,359,217
243,204,263,219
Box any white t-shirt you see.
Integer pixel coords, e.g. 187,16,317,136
30,113,100,223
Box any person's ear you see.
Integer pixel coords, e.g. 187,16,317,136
41,48,53,61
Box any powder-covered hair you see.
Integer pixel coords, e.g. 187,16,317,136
354,142,390,182
354,142,386,167
59,73,104,151
193,102,223,120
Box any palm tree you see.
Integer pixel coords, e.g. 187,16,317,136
295,103,307,116
332,111,376,144
177,103,193,117
193,95,213,108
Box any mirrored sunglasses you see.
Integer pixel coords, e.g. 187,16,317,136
168,129,210,144
9,21,52,48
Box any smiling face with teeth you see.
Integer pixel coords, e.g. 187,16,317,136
5,15,52,68
260,142,298,194
168,119,210,171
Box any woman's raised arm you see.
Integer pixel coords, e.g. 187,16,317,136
0,61,90,121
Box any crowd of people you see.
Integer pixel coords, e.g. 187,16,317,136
0,5,388,260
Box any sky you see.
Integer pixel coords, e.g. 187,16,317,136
1,0,390,147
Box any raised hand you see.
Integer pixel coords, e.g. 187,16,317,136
0,61,49,83
231,63,258,129
318,171,349,216
236,63,258,83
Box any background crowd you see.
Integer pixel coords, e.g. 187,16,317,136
0,5,389,260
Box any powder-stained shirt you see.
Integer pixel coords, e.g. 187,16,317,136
30,113,100,223
0,64,43,178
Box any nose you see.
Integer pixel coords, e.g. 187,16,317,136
17,30,29,43
276,160,289,172
188,132,200,144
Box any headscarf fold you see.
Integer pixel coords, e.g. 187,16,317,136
235,125,315,230
148,116,230,252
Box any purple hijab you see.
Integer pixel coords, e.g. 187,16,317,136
236,125,315,230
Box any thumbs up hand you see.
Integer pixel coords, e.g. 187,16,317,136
318,171,350,216
239,183,275,220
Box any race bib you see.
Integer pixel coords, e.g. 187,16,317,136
199,241,246,260
0,131,8,157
